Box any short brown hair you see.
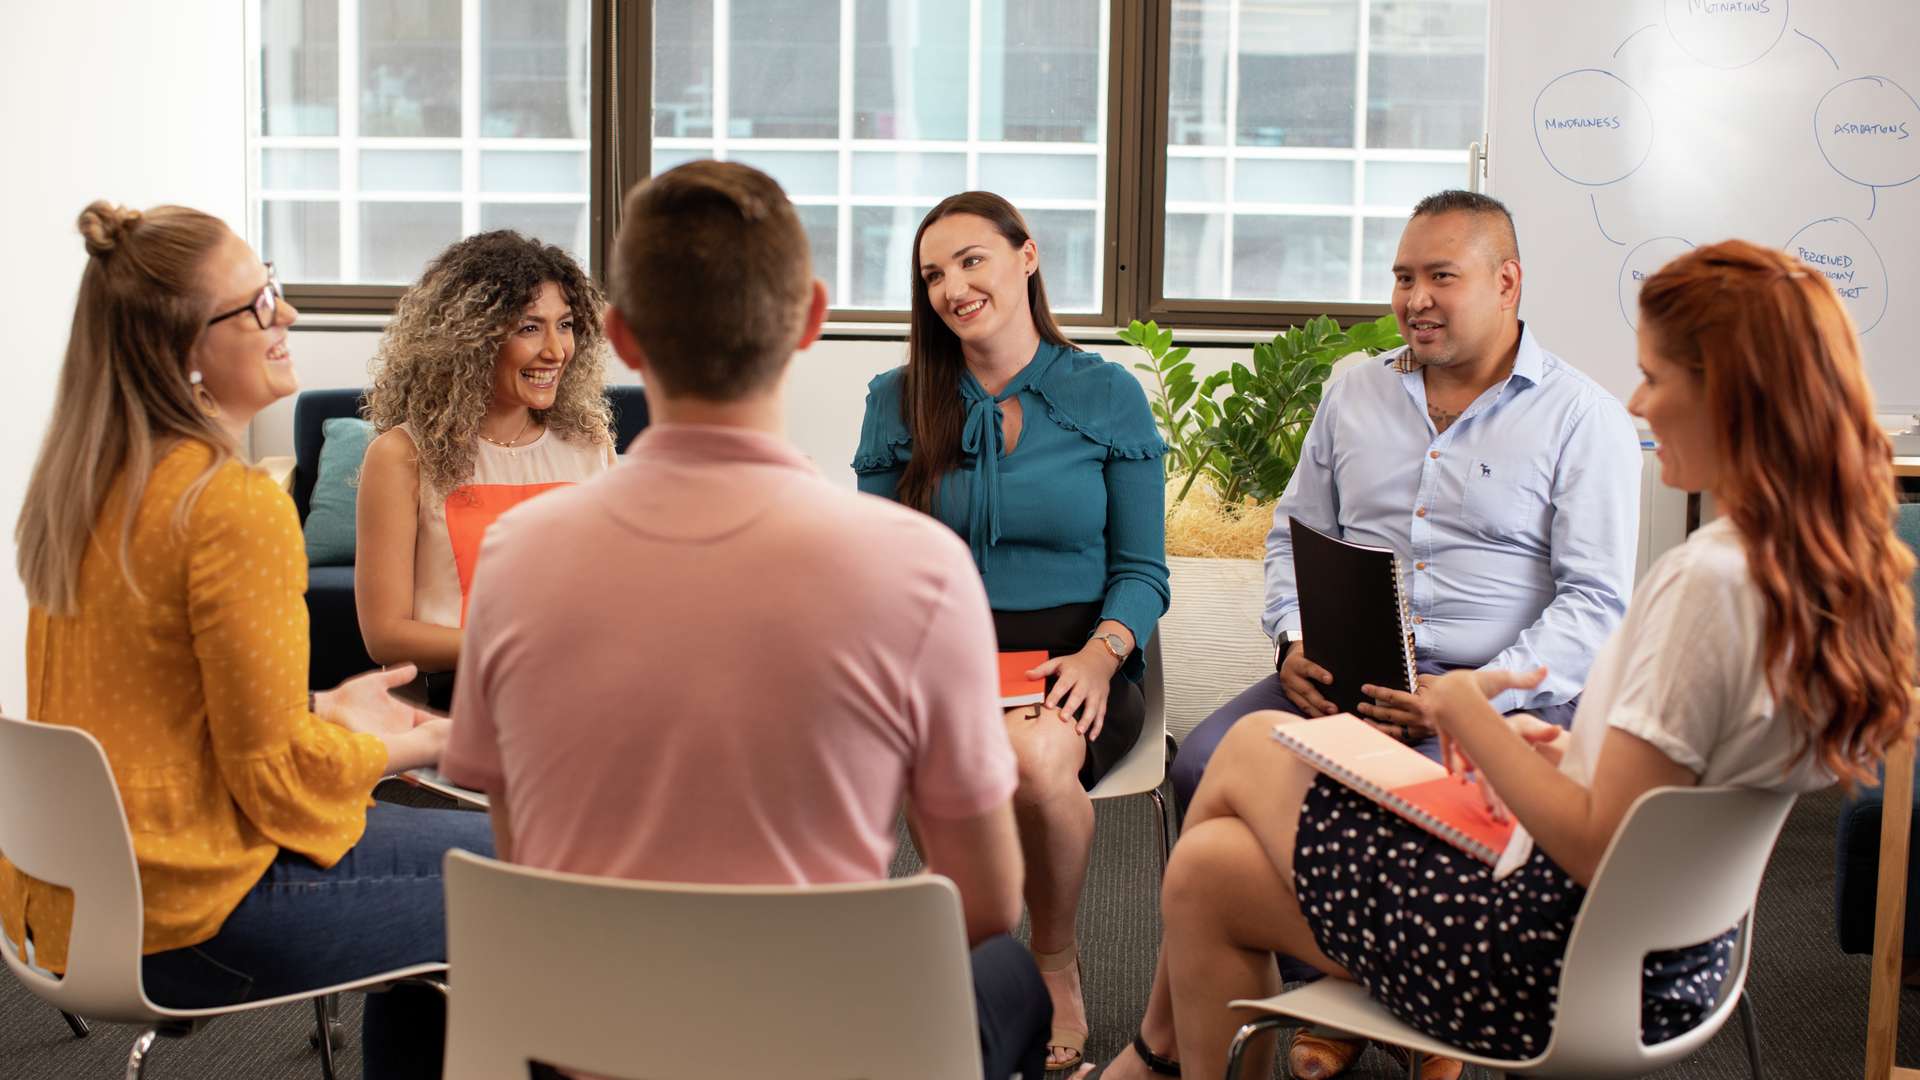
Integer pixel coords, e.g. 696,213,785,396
609,161,812,400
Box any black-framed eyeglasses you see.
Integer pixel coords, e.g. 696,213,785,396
206,264,282,330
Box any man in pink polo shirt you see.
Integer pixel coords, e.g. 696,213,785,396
442,160,1047,1079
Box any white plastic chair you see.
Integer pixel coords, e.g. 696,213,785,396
1223,784,1797,1079
0,714,446,1079
1088,636,1174,874
441,849,985,1079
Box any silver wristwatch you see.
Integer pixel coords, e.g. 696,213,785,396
1091,631,1129,661
1275,630,1303,670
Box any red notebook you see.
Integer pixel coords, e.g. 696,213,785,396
1268,713,1515,863
999,651,1048,708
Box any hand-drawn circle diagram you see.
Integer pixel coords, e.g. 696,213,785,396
1534,70,1656,186
1664,0,1790,70
1814,76,1920,190
1785,217,1889,333
1618,236,1696,330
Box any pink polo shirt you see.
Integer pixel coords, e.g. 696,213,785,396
442,423,1015,885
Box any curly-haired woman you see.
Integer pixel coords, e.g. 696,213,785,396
358,232,616,701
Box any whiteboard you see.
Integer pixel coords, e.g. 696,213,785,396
1487,0,1920,411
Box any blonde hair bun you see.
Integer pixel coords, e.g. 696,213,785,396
77,201,143,258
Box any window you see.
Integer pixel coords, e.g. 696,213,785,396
250,0,594,293
649,0,1111,315
254,1,1490,325
1156,0,1485,312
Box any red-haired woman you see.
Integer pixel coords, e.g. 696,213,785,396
1100,239,1916,1079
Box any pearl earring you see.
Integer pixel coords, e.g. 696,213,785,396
188,370,220,418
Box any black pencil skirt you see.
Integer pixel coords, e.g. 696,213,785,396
992,601,1145,791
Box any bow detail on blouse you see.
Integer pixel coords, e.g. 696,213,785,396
957,375,1006,574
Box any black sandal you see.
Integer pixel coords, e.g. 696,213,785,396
1085,1033,1182,1078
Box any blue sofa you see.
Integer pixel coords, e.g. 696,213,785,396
290,385,651,691
1833,501,1920,958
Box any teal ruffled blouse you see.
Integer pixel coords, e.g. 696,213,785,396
852,341,1171,666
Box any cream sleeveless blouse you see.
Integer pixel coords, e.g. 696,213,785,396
402,423,612,630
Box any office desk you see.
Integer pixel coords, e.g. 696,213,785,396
1895,457,1920,478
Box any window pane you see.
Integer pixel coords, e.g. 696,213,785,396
360,150,461,192
729,150,839,197
1167,157,1226,204
481,151,588,194
1236,159,1352,205
851,205,932,308
651,145,715,174
261,0,338,135
854,0,968,140
360,202,461,284
1360,215,1402,301
730,0,839,138
1367,0,1486,150
262,149,339,190
481,0,591,138
798,205,839,299
852,152,966,198
654,0,715,137
1168,0,1228,147
1232,215,1350,301
1025,209,1098,313
262,201,341,282
480,203,589,263
1363,160,1458,207
1238,2,1356,148
978,153,1099,201
1164,213,1226,298
360,2,461,137
980,0,1101,142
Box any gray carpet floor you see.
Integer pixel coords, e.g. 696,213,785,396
0,782,1909,1078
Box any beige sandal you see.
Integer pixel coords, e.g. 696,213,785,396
1032,944,1089,1073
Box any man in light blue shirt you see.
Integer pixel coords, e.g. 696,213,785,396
1127,193,1642,1080
1171,190,1641,810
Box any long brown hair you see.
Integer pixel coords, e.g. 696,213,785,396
898,192,1075,515
1639,239,1916,788
16,202,235,615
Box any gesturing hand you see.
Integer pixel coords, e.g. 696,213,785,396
1027,646,1119,739
1356,672,1443,740
315,664,433,738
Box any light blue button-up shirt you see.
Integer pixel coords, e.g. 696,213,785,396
1264,324,1641,714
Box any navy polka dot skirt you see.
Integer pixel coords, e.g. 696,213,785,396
1292,776,1734,1059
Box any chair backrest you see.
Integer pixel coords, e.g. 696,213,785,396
441,850,984,1080
1091,636,1168,800
0,715,155,1021
1540,784,1797,1074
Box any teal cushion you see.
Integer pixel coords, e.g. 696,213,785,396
303,417,374,566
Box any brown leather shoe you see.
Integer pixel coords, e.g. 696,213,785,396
1287,1029,1367,1080
1379,1042,1465,1080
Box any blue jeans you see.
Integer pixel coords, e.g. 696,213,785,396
1169,666,1578,985
141,802,494,1080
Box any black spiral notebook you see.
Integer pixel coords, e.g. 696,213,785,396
1288,518,1417,715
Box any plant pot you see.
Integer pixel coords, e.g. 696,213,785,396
1158,554,1276,744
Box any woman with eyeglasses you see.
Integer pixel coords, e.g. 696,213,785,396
356,231,615,707
4,202,492,1079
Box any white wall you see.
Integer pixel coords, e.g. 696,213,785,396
0,1,247,711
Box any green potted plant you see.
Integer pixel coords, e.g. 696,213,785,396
1119,314,1404,737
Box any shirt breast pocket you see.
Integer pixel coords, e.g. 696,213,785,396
1460,455,1550,540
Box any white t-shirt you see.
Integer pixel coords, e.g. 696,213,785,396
1495,516,1833,875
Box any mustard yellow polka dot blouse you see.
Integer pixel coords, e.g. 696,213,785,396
0,441,387,971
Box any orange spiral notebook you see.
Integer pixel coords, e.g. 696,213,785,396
1269,713,1515,864
999,651,1048,708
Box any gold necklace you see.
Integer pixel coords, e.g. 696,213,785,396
478,412,534,453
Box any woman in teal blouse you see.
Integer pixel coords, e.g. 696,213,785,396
853,191,1170,1073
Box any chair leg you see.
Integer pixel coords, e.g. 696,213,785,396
1149,788,1172,878
312,995,340,1080
1738,992,1763,1078
125,1029,159,1080
60,1010,90,1037
1223,1015,1290,1080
